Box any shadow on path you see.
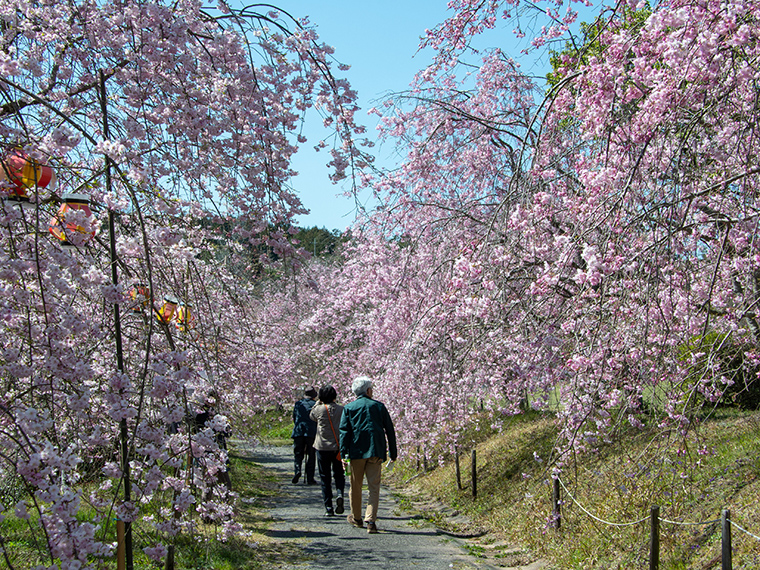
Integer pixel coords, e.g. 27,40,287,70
251,443,503,570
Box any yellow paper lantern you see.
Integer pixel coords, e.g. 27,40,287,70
129,283,151,313
176,303,195,332
157,296,178,324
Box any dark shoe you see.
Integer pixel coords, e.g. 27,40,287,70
324,509,335,517
291,473,300,484
335,496,344,515
366,521,378,534
307,480,318,485
347,514,363,528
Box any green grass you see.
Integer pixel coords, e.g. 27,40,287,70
162,448,311,570
244,407,293,445
388,409,760,569
168,454,281,570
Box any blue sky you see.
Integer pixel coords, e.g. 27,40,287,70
276,1,453,231
274,1,561,231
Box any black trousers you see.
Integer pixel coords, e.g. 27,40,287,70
293,435,316,482
316,449,345,511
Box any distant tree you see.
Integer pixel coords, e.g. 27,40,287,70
294,226,345,257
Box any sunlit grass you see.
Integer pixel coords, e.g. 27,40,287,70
243,407,293,445
389,409,760,569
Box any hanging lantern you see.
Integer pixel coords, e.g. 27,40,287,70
157,296,178,324
129,283,151,313
0,148,56,204
49,193,95,246
176,303,195,332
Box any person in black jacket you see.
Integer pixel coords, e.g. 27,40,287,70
291,386,318,484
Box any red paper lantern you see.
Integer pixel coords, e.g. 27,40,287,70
49,193,95,246
0,148,56,204
157,296,178,324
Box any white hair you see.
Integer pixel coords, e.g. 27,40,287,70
351,375,373,396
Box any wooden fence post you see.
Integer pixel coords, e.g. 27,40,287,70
455,446,462,490
722,509,732,570
471,449,477,499
164,545,175,570
649,505,660,570
552,479,561,529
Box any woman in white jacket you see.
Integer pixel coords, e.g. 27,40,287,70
309,385,345,516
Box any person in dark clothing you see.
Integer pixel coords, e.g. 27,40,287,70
291,386,318,484
309,385,345,516
188,391,232,503
339,376,397,534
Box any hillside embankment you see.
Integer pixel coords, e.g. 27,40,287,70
383,410,760,569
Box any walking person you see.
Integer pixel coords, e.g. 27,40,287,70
190,390,232,493
309,385,346,516
291,386,318,485
339,375,397,534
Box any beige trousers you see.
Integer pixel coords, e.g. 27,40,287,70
348,456,382,522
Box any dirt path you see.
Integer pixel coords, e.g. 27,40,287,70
251,443,547,570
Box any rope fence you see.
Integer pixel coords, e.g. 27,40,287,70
557,477,649,528
660,516,721,526
553,477,760,569
731,521,760,542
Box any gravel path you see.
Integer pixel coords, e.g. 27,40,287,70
252,443,505,570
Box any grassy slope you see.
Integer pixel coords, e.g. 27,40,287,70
388,410,760,570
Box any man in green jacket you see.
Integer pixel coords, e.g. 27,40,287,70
339,375,397,534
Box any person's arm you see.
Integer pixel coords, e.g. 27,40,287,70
382,406,397,461
339,409,351,459
309,403,320,422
